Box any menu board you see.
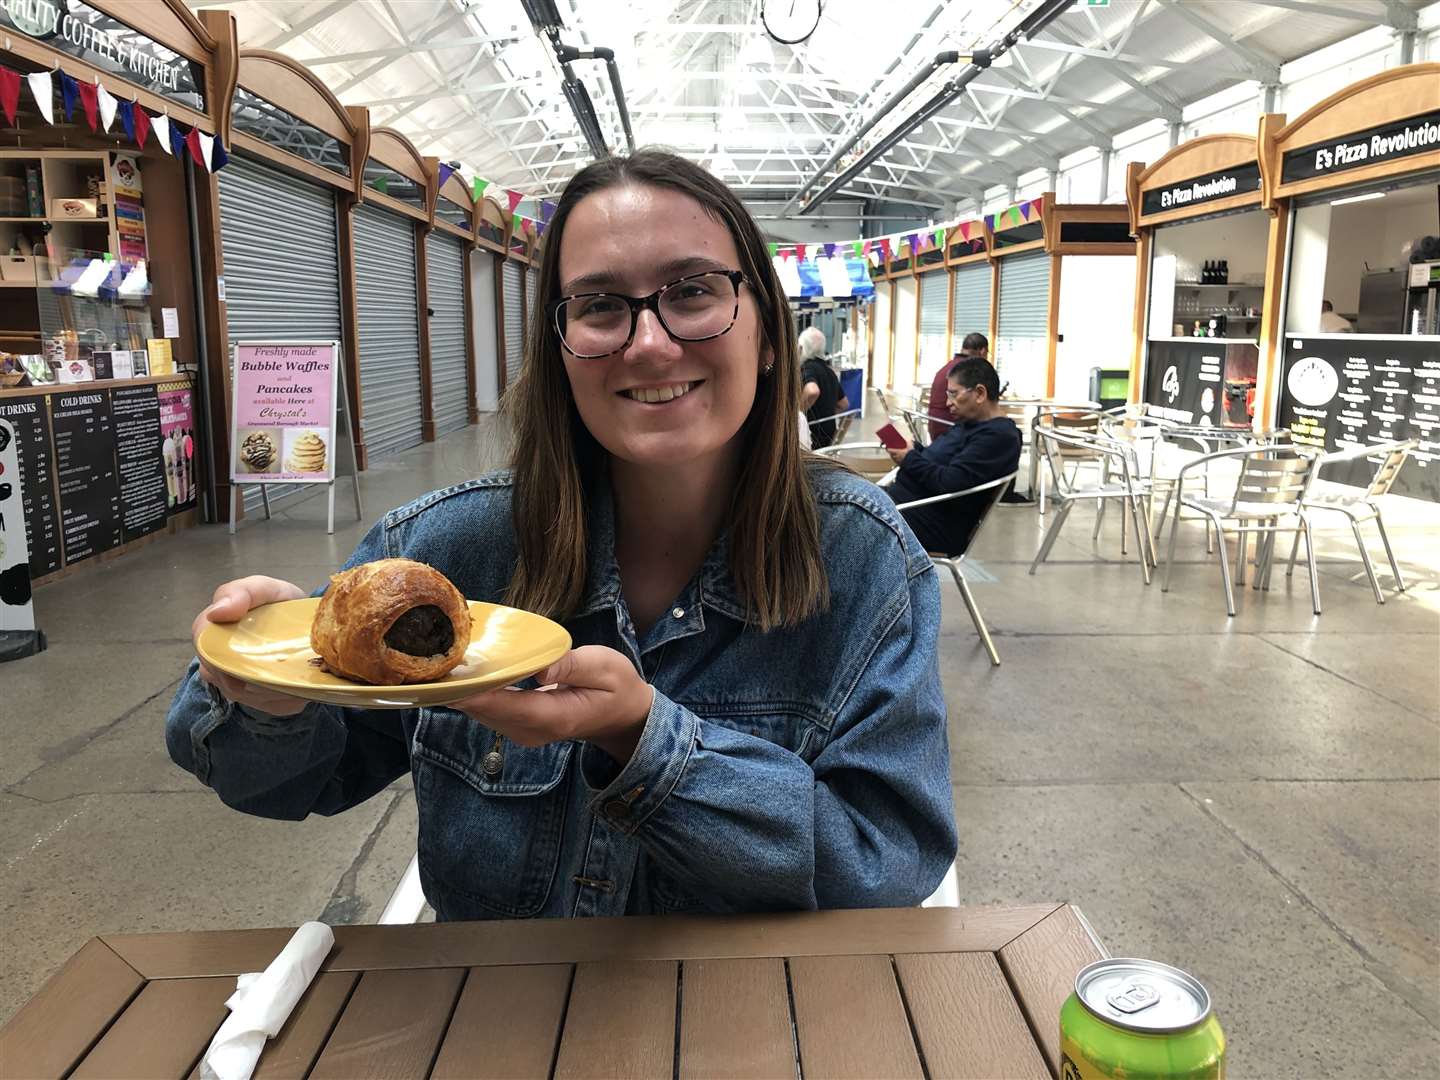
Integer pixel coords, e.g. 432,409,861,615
1277,335,1439,502
0,394,60,577
1143,339,1259,426
231,341,339,484
0,419,36,633
158,380,198,514
111,384,168,543
51,390,122,565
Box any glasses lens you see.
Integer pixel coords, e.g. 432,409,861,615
658,273,737,339
559,294,631,356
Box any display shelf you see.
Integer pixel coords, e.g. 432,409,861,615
1175,282,1264,290
0,217,110,224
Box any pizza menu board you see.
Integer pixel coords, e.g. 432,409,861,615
0,395,60,577
1277,336,1439,502
111,384,168,543
52,390,122,564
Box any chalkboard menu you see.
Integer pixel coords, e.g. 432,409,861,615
1277,335,1439,502
51,390,122,565
0,395,60,577
111,384,168,543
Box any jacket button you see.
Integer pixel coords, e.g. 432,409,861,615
671,607,685,619
481,751,504,777
604,799,630,820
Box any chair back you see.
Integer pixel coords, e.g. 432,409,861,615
1041,411,1103,462
953,470,1019,558
1366,443,1412,498
1038,427,1141,497
1230,450,1315,512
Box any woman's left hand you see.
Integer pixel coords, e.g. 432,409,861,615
452,645,654,764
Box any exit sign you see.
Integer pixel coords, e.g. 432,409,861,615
1073,0,1110,7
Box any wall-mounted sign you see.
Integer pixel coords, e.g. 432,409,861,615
1140,162,1262,216
0,0,205,109
1280,109,1440,185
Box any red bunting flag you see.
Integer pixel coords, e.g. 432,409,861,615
861,240,872,255
958,221,971,241
132,102,150,149
879,238,891,260
506,189,523,213
795,243,807,262
76,80,99,131
184,125,206,168
0,67,19,126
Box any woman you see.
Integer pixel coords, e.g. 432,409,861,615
167,150,955,919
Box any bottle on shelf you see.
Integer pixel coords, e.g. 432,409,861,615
1219,259,1228,284
1200,260,1210,284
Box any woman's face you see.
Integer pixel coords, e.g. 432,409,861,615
556,183,771,470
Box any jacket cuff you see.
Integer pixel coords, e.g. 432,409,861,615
581,688,695,835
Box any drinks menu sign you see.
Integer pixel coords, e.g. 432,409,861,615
230,341,339,485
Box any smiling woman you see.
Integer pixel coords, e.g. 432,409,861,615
166,148,957,922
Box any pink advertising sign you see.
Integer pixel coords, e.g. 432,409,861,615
229,341,339,485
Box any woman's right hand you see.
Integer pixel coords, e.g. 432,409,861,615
193,575,310,717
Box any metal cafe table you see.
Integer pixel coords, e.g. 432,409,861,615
0,904,1105,1079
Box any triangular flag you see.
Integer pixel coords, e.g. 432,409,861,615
473,177,489,200
1030,197,1043,218
795,243,807,262
1018,200,1032,222
767,243,778,257
958,221,971,241
540,199,556,223
150,111,170,153
506,189,523,213
521,218,533,237
118,99,135,142
97,84,118,132
76,80,98,131
821,242,835,259
512,213,521,233
132,104,151,149
0,67,19,126
905,232,918,253
879,238,891,260
851,241,863,258
184,125,206,168
436,162,455,191
375,175,388,195
985,214,996,231
168,118,187,159
934,227,945,248
196,129,215,170
26,71,54,124
210,137,228,172
1008,205,1021,227
60,72,79,122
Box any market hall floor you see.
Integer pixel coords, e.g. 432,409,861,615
2,415,1437,1078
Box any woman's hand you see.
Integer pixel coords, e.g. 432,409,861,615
193,575,310,717
453,645,654,764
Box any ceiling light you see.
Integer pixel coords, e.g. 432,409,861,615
1330,191,1385,206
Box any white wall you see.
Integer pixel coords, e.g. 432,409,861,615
1320,192,1440,314
1152,210,1272,285
892,277,918,390
1055,255,1137,401
470,250,499,413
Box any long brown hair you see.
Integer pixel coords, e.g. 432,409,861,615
505,149,828,631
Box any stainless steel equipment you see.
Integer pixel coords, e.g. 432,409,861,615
1356,268,1407,334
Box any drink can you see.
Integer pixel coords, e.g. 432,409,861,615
1060,958,1225,1079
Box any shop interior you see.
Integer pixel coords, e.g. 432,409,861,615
1147,208,1270,342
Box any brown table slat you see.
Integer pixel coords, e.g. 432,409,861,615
552,960,677,1080
70,977,234,1080
788,954,923,1080
678,958,796,1080
895,952,1050,1080
307,967,466,1080
101,905,1061,979
998,905,1107,1073
0,938,145,1079
430,964,573,1080
248,971,361,1080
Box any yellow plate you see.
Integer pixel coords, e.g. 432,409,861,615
195,598,572,710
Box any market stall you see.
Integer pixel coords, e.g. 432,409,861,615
1126,134,1272,428
1260,63,1440,502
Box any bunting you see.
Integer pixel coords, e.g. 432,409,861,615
795,243,807,262
97,84,118,132
60,71,79,123
118,98,135,142
168,117,187,159
150,111,172,154
132,102,151,149
540,199,556,223
0,67,18,126
506,189,523,213
437,162,456,191
473,177,489,201
25,70,53,124
76,80,98,131
768,243,779,257
933,227,945,248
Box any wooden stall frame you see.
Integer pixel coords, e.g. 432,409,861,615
1047,203,1134,257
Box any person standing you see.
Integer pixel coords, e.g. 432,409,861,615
928,332,988,441
798,325,848,449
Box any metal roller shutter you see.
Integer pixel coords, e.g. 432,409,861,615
354,203,423,459
218,155,342,513
997,251,1050,339
918,273,949,372
426,233,469,436
503,260,524,389
951,261,991,344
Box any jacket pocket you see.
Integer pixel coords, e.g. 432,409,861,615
412,708,572,918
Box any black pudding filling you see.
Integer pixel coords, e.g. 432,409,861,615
383,605,455,657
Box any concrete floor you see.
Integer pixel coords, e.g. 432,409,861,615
2,414,1436,1077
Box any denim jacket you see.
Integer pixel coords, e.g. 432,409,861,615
166,464,956,920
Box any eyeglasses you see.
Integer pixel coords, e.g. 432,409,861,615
548,269,749,359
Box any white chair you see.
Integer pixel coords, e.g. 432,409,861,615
380,853,427,924
894,472,1017,666
1288,440,1415,604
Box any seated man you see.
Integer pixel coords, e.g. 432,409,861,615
798,326,849,449
928,332,987,441
885,356,1021,555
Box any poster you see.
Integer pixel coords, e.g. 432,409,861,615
230,341,339,484
112,153,149,265
1144,340,1259,427
158,379,198,514
111,384,167,543
0,394,61,577
0,418,37,631
1276,335,1439,503
51,389,122,565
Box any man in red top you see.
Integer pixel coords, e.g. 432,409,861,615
928,332,988,441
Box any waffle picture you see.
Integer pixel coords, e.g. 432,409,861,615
239,430,276,472
287,431,327,474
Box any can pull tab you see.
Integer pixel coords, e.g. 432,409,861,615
1107,980,1161,1014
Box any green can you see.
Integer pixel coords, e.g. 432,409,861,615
1060,958,1225,1079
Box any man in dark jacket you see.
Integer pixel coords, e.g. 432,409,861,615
886,356,1021,555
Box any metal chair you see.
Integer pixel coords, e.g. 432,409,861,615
814,440,897,485
806,407,862,448
900,407,949,447
1028,428,1156,585
1287,440,1415,604
1033,410,1104,511
894,471,1018,666
1161,446,1321,617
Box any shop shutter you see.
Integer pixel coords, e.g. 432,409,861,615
502,260,524,389
218,155,341,513
353,203,423,460
951,261,991,343
426,232,469,436
918,273,950,371
997,251,1051,339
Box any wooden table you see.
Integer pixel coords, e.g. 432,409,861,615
0,904,1105,1080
